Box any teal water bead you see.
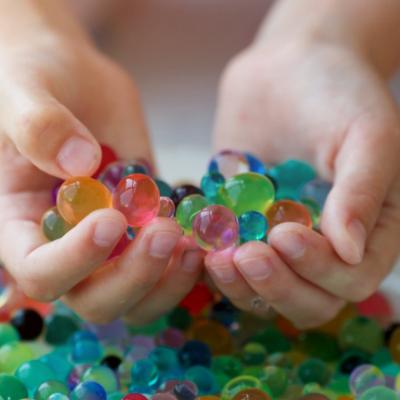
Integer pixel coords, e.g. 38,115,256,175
201,172,225,203
185,366,217,395
108,393,124,400
339,316,384,354
261,366,288,397
48,395,69,400
0,323,19,345
241,343,267,366
149,346,179,373
297,358,331,386
124,163,149,176
130,359,160,390
0,342,34,373
176,194,209,234
359,386,399,400
34,380,69,400
82,365,119,393
238,211,268,242
40,352,73,382
0,374,28,400
269,159,316,200
16,360,56,393
45,314,79,345
72,339,103,363
217,173,275,216
155,179,173,198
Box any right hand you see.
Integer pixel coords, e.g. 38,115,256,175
0,8,203,325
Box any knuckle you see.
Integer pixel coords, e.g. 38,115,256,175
345,279,378,302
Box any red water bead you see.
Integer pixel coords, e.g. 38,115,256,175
266,199,312,231
357,291,393,326
180,282,214,316
113,174,160,227
123,394,148,400
108,233,131,259
93,144,118,178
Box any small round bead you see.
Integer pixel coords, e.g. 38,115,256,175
208,150,250,179
71,381,107,400
349,364,386,396
178,340,212,368
11,308,44,341
158,197,176,218
41,207,73,241
245,153,266,174
34,380,69,400
155,179,173,197
171,184,204,208
45,314,79,345
200,172,225,202
176,194,209,234
82,365,119,393
238,211,268,242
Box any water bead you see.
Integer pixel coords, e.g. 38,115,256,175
0,323,19,345
122,395,148,400
82,365,119,393
130,359,160,390
41,208,73,241
238,211,268,242
156,179,173,198
71,339,102,364
300,198,321,227
57,177,112,225
171,185,204,208
297,358,331,386
349,364,386,395
180,283,214,316
113,174,160,227
173,383,197,400
269,159,316,200
34,380,69,400
241,343,267,366
297,331,340,362
297,395,330,399
232,388,272,400
221,376,262,400
167,308,192,331
72,330,98,343
337,350,370,376
358,386,399,400
157,328,186,349
93,144,118,178
208,150,250,179
217,173,275,216
48,394,70,400
149,346,179,373
71,381,107,400
15,359,56,392
176,195,209,234
158,197,176,218
200,172,225,203
45,314,79,345
99,161,127,192
192,205,239,251
123,163,150,176
300,178,332,209
389,327,400,362
11,308,44,341
245,153,266,175
261,366,288,397
184,366,217,395
0,374,28,400
178,340,212,368
40,353,73,382
51,181,63,206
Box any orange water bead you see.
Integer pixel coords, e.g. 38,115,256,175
232,388,272,400
57,177,112,225
265,200,312,231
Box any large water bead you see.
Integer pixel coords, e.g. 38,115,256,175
171,184,204,208
265,200,313,231
192,205,239,251
208,150,250,179
99,161,128,192
217,173,275,216
0,374,28,400
358,386,399,400
113,174,160,227
300,178,332,209
201,172,225,203
34,380,69,400
238,211,268,242
349,364,386,396
176,194,209,234
57,177,112,225
71,381,107,400
41,207,73,241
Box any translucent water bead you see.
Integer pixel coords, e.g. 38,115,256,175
238,211,268,242
176,194,209,234
41,207,73,241
208,150,250,179
349,364,385,396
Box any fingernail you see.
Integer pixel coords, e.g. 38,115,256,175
149,232,180,259
274,231,305,259
236,257,272,281
57,136,99,176
181,250,202,273
94,219,125,247
211,265,237,283
347,219,366,263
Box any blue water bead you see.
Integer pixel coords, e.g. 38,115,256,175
300,178,332,209
173,383,197,400
15,359,56,393
82,365,119,393
238,211,268,242
71,381,107,400
201,172,225,203
208,150,250,179
184,366,218,395
150,346,179,374
40,352,73,382
178,340,212,368
156,179,173,198
72,339,102,364
211,299,238,328
245,153,266,174
71,330,98,343
130,359,160,391
269,159,316,200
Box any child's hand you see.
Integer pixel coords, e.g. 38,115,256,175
208,3,400,328
0,3,203,324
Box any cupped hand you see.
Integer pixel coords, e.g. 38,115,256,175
208,31,400,327
0,23,203,324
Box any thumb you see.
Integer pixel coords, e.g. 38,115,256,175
321,112,400,264
1,86,101,178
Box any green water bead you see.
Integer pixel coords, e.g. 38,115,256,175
0,324,19,346
217,173,275,216
16,360,56,393
34,380,69,400
212,355,243,388
359,386,399,400
261,366,288,397
250,326,291,354
45,314,79,345
297,358,331,386
41,208,73,241
176,194,209,234
0,342,34,373
167,308,192,331
241,343,267,366
339,316,384,354
221,375,262,400
301,198,321,226
297,331,340,362
109,393,124,400
82,365,118,393
0,374,28,400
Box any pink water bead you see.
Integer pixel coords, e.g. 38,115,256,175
113,174,160,227
158,196,175,218
192,205,239,251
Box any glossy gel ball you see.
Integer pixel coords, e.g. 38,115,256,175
11,308,44,341
149,346,179,373
130,359,159,389
45,314,79,345
176,194,209,234
339,316,384,354
265,200,313,231
245,153,266,175
123,162,150,176
57,177,112,225
241,343,267,366
208,150,250,179
171,184,204,208
0,342,34,373
185,366,217,395
82,365,118,393
358,386,399,400
269,159,316,199
72,339,102,364
217,173,275,216
113,174,160,227
71,381,107,400
99,161,127,192
349,364,386,396
238,211,268,242
301,198,321,227
232,388,272,400
300,178,332,209
34,380,69,400
156,179,173,198
178,340,212,368
192,205,239,251
201,172,225,203
48,395,69,400
16,360,56,392
389,326,400,362
0,374,28,400
93,144,118,178
41,207,73,241
262,366,288,397
0,323,19,345
174,383,197,400
221,376,262,400
297,358,331,386
158,197,175,218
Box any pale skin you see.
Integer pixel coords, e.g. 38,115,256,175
0,0,399,328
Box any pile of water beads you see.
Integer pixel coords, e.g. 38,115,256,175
42,146,330,252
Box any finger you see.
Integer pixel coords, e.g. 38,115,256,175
0,208,127,302
0,86,101,178
64,217,182,323
321,111,400,264
233,241,345,328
